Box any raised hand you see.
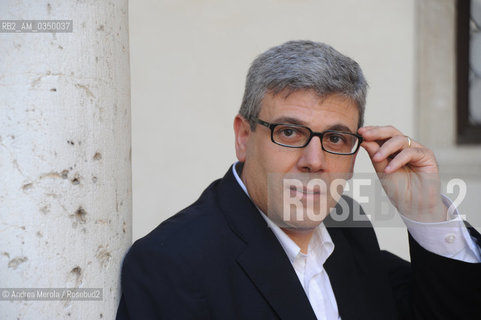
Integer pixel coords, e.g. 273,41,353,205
358,125,448,222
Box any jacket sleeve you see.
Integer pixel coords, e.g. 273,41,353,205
115,240,210,320
383,228,481,320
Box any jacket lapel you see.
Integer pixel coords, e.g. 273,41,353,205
217,166,317,320
324,226,370,320
236,231,317,320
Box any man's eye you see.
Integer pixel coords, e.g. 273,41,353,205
327,134,346,144
281,128,296,137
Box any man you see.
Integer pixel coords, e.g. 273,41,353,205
117,40,481,319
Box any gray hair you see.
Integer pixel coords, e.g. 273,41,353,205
239,40,368,129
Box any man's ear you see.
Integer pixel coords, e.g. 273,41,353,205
234,115,251,162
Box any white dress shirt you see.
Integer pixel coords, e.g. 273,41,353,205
400,197,481,262
262,213,341,320
231,163,481,320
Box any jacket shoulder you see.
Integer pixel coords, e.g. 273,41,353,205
125,177,234,263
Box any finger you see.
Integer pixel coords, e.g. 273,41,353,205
372,135,410,162
360,141,390,173
360,140,381,157
358,125,403,142
384,147,431,173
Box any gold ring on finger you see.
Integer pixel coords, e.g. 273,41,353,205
406,136,412,148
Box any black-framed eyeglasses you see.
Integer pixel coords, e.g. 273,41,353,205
255,118,363,155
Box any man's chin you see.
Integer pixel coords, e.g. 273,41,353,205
280,224,319,234
266,210,328,230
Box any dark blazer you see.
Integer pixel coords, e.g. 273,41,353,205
116,166,481,320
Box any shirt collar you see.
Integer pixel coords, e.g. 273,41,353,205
232,162,334,264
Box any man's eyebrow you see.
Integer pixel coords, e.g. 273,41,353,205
272,117,355,133
271,117,306,126
327,124,355,133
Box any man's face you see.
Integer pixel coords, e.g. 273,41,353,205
234,89,359,231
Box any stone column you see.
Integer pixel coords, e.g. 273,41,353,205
0,1,131,319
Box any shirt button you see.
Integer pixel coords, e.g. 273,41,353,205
444,233,456,244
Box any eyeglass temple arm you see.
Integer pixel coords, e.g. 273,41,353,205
255,118,272,129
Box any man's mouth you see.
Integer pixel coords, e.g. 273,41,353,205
289,186,324,195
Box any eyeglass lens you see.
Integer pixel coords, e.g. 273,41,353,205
272,124,359,154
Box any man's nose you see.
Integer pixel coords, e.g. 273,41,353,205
297,136,326,172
